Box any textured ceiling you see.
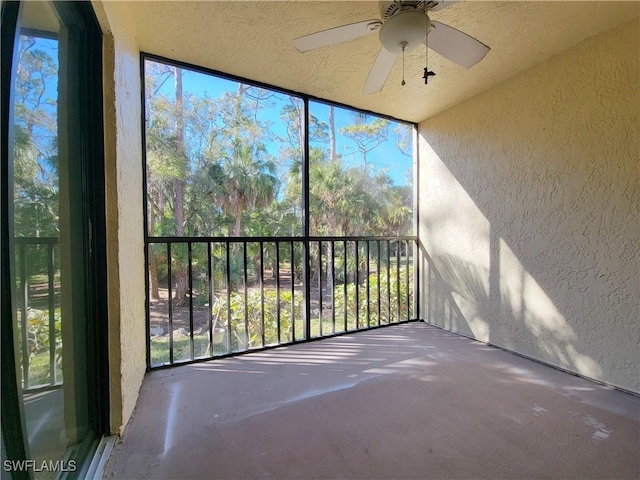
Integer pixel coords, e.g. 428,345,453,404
121,1,639,123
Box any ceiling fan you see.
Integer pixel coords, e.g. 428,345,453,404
293,1,490,94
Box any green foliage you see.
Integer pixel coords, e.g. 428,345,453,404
144,59,414,241
340,115,389,162
17,307,63,387
212,288,302,348
209,266,413,349
333,266,414,328
26,307,61,355
150,334,221,366
146,66,291,238
144,59,415,310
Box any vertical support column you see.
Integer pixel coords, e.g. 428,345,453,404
343,240,348,331
413,124,420,321
188,241,194,360
142,51,152,370
302,98,311,340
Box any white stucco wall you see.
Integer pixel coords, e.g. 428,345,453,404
92,1,146,433
418,20,639,393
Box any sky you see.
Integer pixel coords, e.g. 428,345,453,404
146,59,414,188
18,38,414,189
16,35,59,182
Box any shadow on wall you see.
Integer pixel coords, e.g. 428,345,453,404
417,20,639,393
418,240,604,384
418,122,638,392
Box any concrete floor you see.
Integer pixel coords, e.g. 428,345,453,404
105,323,640,480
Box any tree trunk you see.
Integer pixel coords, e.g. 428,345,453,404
172,67,189,306
298,102,305,163
148,203,159,299
329,106,336,161
174,67,185,238
233,208,242,237
325,241,334,296
173,266,189,307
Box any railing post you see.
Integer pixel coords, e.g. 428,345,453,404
331,240,336,334
376,240,381,326
396,240,401,322
405,240,410,320
225,242,232,353
48,242,56,385
387,240,391,323
188,241,194,360
19,243,29,389
343,240,348,332
290,241,295,342
275,242,281,344
207,241,213,354
167,242,174,364
365,240,370,327
355,241,360,329
318,241,323,337
414,238,419,321
243,241,249,349
259,241,265,347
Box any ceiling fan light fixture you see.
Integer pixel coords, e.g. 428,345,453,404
293,0,490,94
379,9,429,54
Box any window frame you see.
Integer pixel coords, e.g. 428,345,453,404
140,52,417,242
1,1,110,475
141,52,419,368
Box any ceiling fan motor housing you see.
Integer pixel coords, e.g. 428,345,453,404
293,0,490,94
379,8,430,54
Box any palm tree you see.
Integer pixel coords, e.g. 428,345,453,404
217,140,278,237
382,186,413,236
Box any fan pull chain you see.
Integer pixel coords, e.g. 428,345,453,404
425,11,428,68
401,42,407,86
423,11,436,85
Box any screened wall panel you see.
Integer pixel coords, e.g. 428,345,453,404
143,55,418,368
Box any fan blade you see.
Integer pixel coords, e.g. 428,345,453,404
294,20,381,52
428,21,490,68
430,1,459,12
363,47,397,94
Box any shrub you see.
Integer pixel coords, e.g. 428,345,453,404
212,288,303,348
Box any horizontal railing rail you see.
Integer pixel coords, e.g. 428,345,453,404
146,235,418,368
14,237,61,391
148,235,417,243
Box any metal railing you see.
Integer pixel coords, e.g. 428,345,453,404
146,236,419,368
14,237,61,391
